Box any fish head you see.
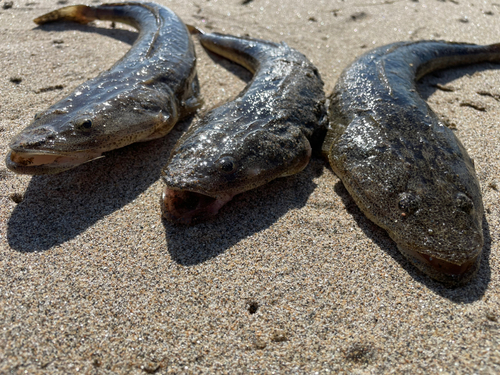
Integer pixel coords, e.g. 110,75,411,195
389,171,484,287
161,106,311,224
337,126,484,286
6,82,177,174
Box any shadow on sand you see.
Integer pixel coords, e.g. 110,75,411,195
418,61,500,101
162,157,325,265
33,21,138,46
7,117,193,252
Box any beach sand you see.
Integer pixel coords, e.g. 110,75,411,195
1,0,499,373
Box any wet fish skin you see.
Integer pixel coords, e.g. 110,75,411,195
323,41,500,286
6,2,200,175
162,31,327,224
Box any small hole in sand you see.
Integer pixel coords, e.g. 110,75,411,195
248,301,258,314
10,192,24,204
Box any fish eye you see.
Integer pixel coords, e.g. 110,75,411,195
34,112,42,120
216,155,237,174
456,192,473,213
80,119,93,129
398,192,420,215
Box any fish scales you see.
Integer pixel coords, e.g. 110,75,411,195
6,2,200,174
323,40,500,286
162,31,327,224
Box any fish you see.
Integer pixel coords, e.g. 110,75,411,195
322,40,499,286
161,29,327,224
6,2,201,174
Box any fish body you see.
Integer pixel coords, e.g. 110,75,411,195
322,41,498,286
162,31,327,223
6,2,200,174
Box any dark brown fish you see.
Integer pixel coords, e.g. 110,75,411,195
161,30,327,224
323,41,499,286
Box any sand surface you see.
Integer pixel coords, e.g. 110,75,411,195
1,0,499,373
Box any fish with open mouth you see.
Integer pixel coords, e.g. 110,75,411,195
161,29,327,224
6,2,200,174
322,40,499,286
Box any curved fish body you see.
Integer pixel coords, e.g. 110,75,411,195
6,2,200,174
322,41,499,286
162,30,327,224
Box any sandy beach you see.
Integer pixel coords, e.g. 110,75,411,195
1,0,499,372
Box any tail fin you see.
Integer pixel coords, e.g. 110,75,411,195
34,5,96,25
186,24,204,35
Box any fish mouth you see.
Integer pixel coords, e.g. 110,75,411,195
161,187,234,225
6,149,104,175
397,244,481,287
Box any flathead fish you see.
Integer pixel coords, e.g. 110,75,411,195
322,41,498,286
6,2,200,174
161,29,327,224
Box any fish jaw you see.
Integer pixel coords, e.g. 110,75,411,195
5,149,104,175
396,242,482,287
161,187,234,225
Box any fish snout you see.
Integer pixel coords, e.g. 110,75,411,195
161,187,233,225
9,127,58,151
396,241,483,287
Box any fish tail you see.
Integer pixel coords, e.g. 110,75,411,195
34,5,99,25
186,24,204,35
196,32,279,73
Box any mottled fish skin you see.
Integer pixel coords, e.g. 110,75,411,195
323,41,500,286
6,2,200,174
162,30,327,224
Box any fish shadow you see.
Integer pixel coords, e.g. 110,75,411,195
7,118,194,252
162,157,324,265
202,47,254,83
418,62,500,100
333,181,491,303
34,22,138,46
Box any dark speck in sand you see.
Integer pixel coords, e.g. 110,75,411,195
35,84,64,94
460,100,487,111
10,192,24,204
10,77,22,84
248,301,259,314
350,11,368,21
